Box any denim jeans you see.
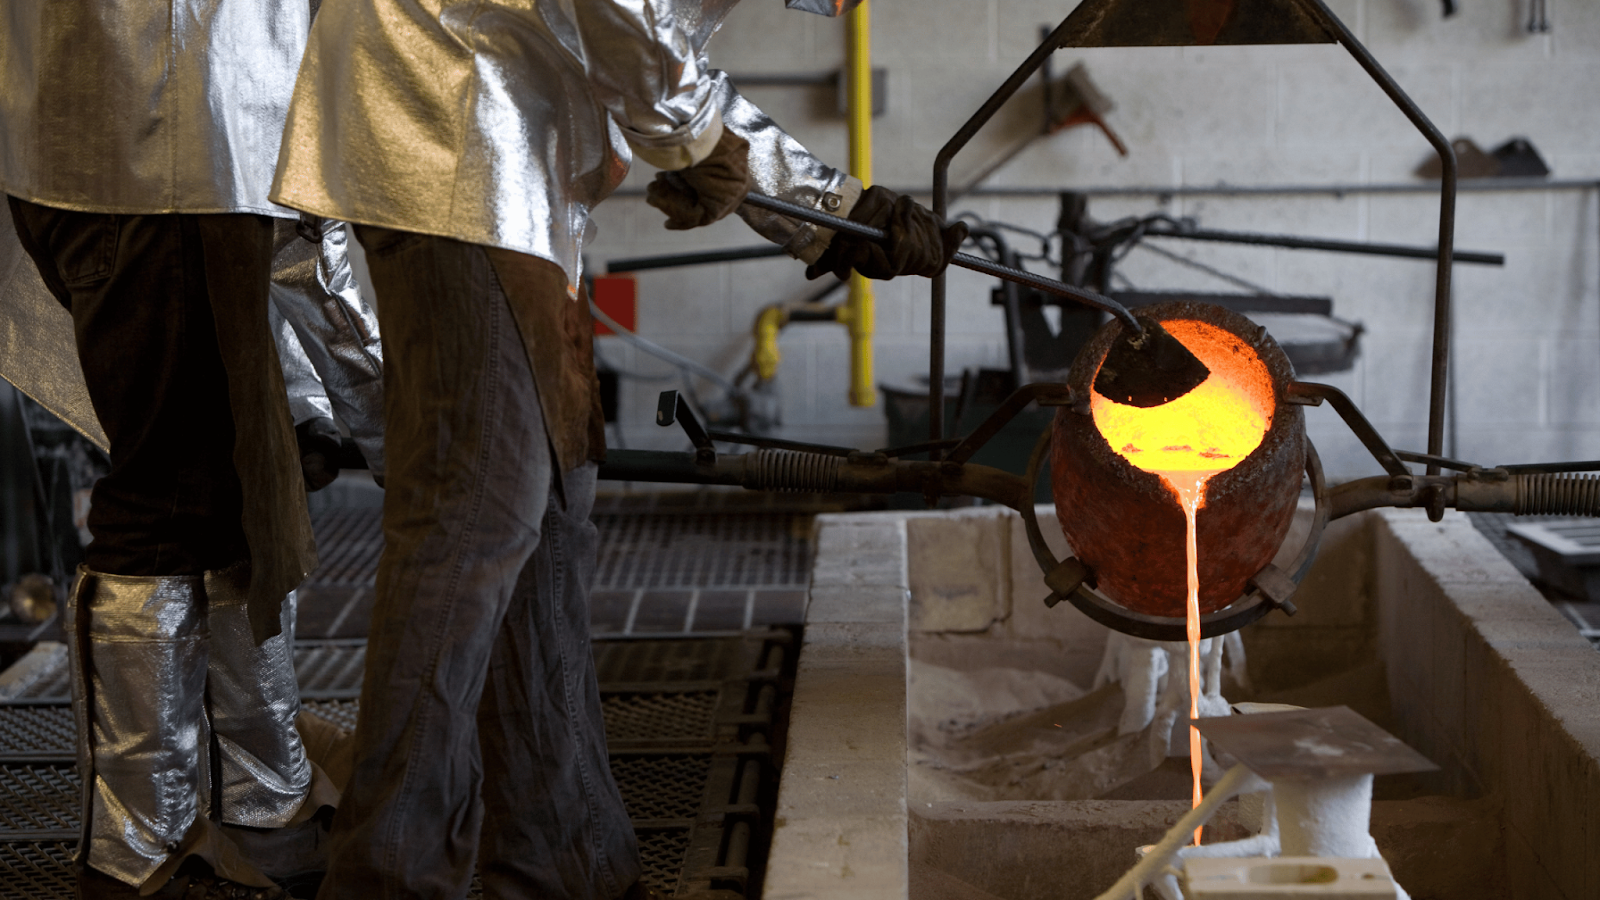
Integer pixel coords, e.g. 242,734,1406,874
5,197,315,633
320,228,637,899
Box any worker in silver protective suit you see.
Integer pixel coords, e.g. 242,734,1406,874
0,2,380,897
272,1,963,897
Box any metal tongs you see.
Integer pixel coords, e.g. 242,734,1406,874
741,191,1209,407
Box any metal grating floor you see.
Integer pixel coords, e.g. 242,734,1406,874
1470,511,1600,650
0,708,73,763
0,631,792,898
0,494,806,897
0,764,76,837
0,840,76,900
591,513,812,591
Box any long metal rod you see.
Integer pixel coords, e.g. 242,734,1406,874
741,192,1138,324
1304,0,1456,474
613,177,1599,201
1144,227,1501,266
925,15,1080,457
607,245,785,273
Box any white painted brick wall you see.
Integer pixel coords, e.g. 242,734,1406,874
584,0,1600,481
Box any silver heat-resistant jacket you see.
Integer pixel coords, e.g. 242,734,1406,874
0,1,308,216
272,0,858,290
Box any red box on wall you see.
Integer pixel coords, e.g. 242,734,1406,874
591,274,637,336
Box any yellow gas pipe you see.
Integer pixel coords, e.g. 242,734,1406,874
844,1,874,407
747,6,874,399
753,304,788,381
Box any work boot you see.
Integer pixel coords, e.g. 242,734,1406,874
620,880,672,900
222,813,332,897
76,859,288,900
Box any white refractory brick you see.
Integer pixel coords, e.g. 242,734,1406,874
871,0,991,68
1545,337,1600,427
906,509,1009,633
1004,508,1120,654
711,0,829,72
770,336,817,424
1351,331,1433,426
1364,192,1457,246
1271,252,1427,333
1364,0,1552,63
768,615,907,900
1378,510,1537,585
807,584,909,627
1449,336,1544,428
1278,60,1455,151
811,515,908,590
909,266,1006,337
1179,156,1365,229
1447,261,1538,336
1461,63,1600,159
866,334,943,393
1111,58,1279,151
1448,191,1550,250
1552,2,1600,62
631,266,731,335
1118,239,1279,295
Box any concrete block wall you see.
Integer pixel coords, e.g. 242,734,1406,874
766,513,910,899
901,505,1118,690
1374,508,1600,900
582,0,1600,481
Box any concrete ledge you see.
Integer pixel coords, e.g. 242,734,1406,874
1375,509,1600,900
911,800,1250,900
767,516,909,899
769,506,1599,900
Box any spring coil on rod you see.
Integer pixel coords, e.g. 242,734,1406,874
1515,473,1600,516
750,449,842,493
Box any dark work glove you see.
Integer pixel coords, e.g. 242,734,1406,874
804,185,968,282
295,416,342,492
645,129,751,230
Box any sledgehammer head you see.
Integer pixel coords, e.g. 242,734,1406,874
1092,316,1211,408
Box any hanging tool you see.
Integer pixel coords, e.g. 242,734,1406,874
953,61,1127,203
740,191,1210,408
1527,0,1549,33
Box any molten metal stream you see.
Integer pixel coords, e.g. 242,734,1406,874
1091,319,1274,844
1159,471,1212,843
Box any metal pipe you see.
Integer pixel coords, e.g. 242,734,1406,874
845,2,875,408
1144,227,1502,266
741,192,1138,324
595,447,1032,511
605,244,785,273
1303,0,1457,474
927,14,1081,457
612,177,1600,201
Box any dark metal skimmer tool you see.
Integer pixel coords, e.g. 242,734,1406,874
741,191,1210,408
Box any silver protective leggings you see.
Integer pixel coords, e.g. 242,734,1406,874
68,566,311,886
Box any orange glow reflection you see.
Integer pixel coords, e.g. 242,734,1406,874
1091,319,1275,844
1090,320,1274,477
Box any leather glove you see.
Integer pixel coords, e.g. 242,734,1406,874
805,185,968,282
295,416,342,492
645,129,751,230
